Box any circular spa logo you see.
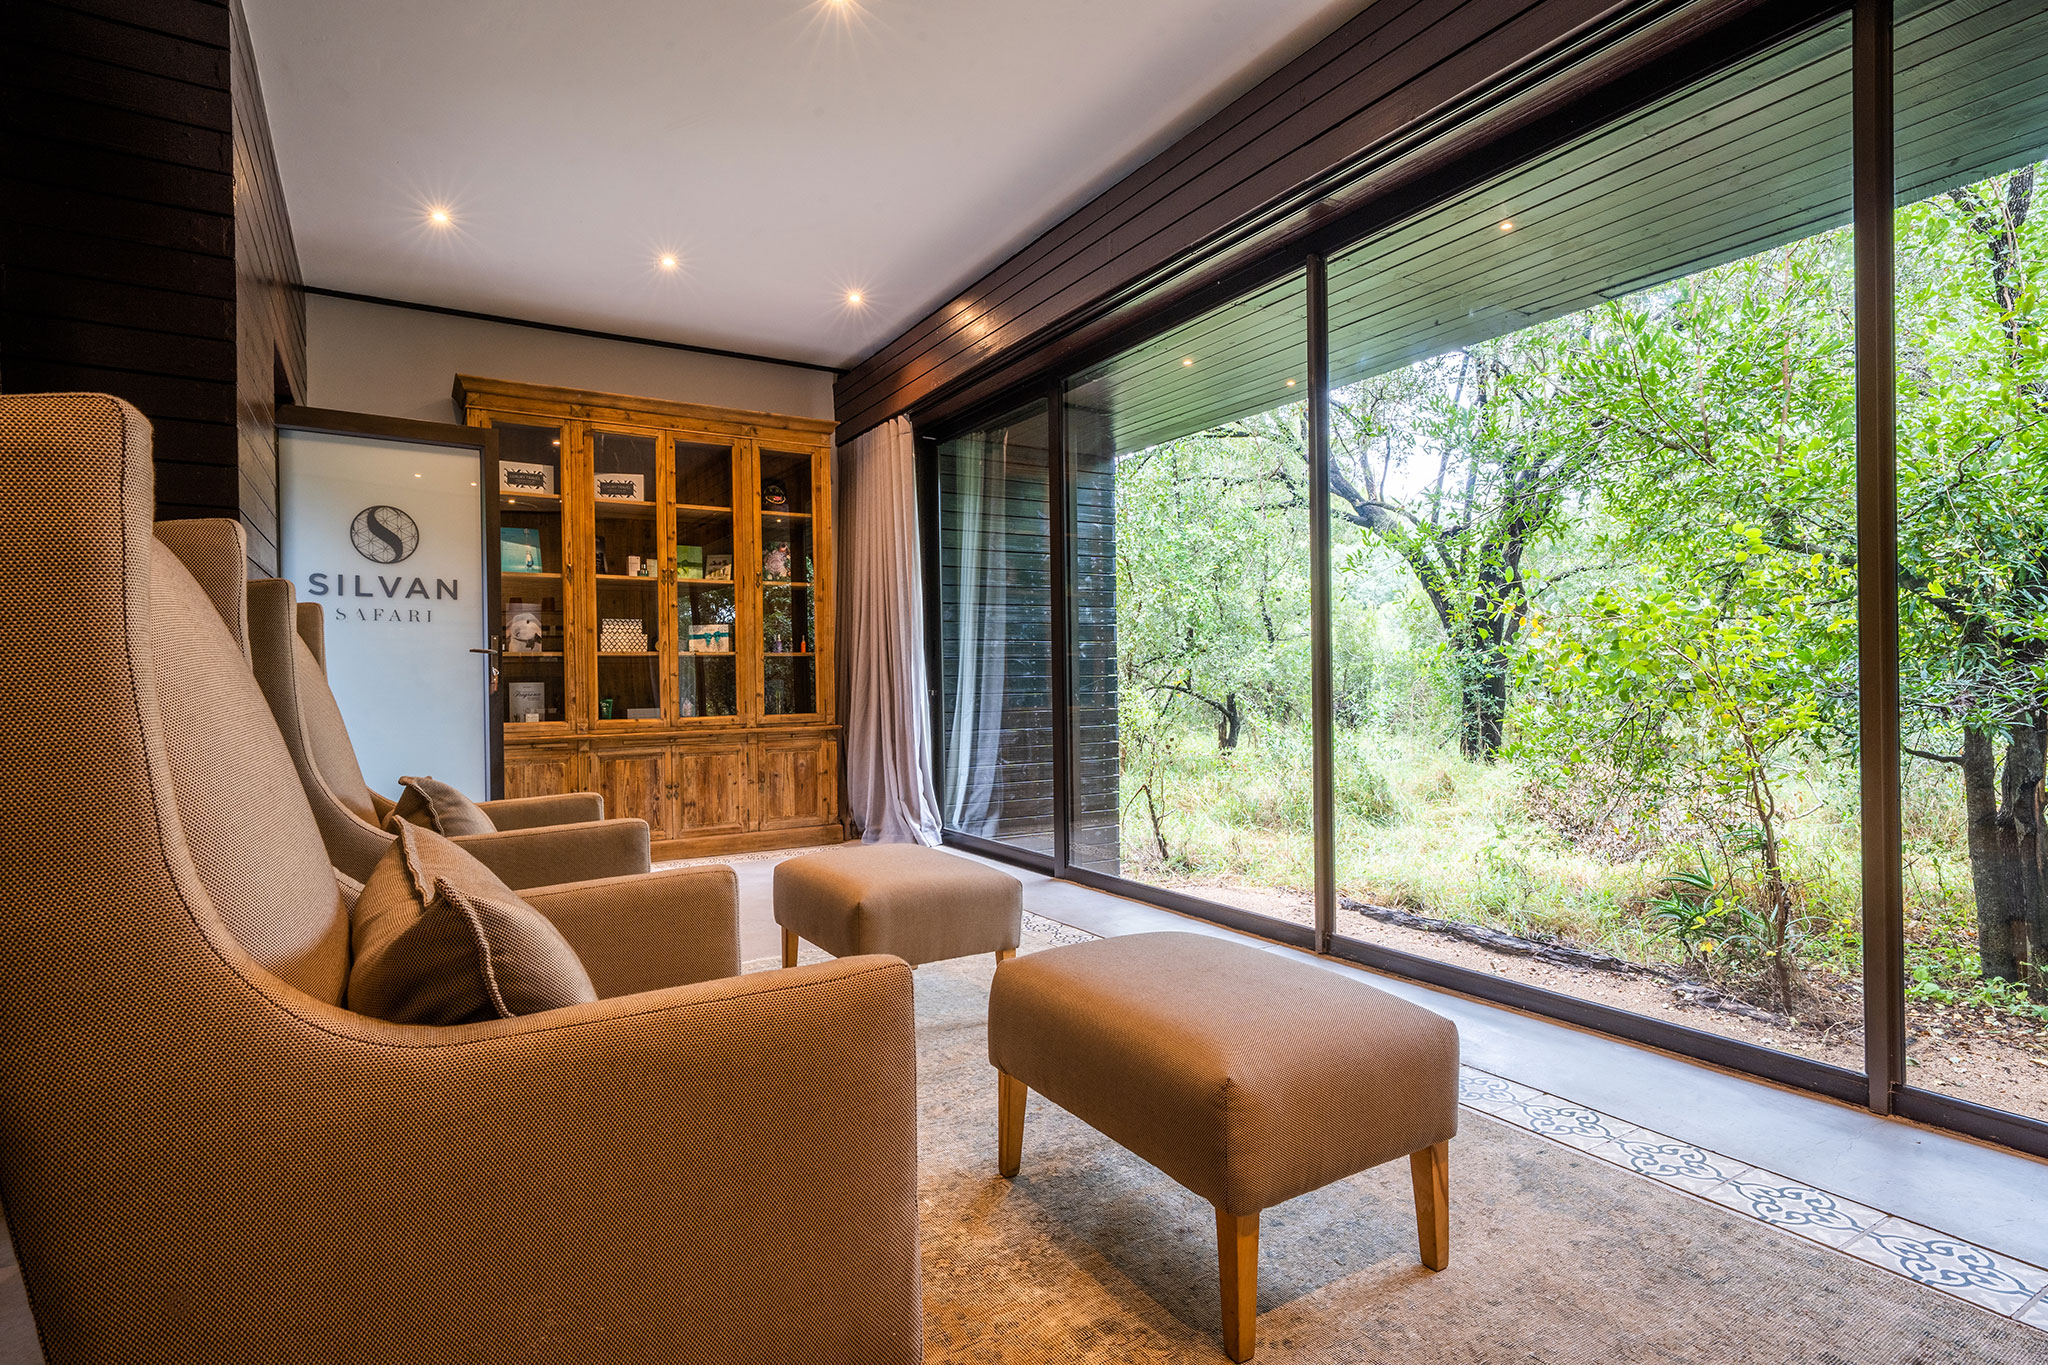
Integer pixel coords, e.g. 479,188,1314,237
349,505,420,564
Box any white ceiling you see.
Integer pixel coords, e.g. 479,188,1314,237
243,0,1360,371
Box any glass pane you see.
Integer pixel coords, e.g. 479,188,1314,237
1325,18,1859,1067
937,402,1053,854
593,430,660,723
1064,276,1311,924
760,448,819,716
675,440,737,720
1895,0,2048,1122
494,422,565,727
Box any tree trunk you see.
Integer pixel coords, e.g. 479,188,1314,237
1453,630,1510,761
1217,693,1241,752
1962,725,2048,990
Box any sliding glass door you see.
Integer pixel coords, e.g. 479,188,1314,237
1891,0,2048,1128
923,0,2048,1155
935,402,1056,856
1063,277,1311,927
1323,16,1862,1072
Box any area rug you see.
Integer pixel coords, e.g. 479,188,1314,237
907,947,2047,1363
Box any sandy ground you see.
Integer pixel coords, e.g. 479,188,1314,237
1169,880,2048,1124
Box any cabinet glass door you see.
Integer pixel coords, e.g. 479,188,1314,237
674,439,738,720
494,421,568,729
591,428,662,725
758,446,820,716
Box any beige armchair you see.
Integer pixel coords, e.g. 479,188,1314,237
247,575,652,886
0,394,923,1365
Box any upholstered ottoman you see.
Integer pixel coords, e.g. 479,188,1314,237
774,843,1023,969
989,932,1459,1362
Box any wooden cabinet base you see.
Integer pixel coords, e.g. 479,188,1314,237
652,823,842,860
509,727,842,860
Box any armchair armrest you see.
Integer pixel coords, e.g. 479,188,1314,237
451,817,651,888
479,791,605,829
119,957,922,1363
522,863,739,995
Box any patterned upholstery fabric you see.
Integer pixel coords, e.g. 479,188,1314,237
990,931,1460,1216
151,536,352,1004
0,393,923,1364
350,822,595,1024
154,518,252,661
775,843,1023,966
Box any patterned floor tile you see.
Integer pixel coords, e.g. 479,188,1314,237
2016,1288,2048,1329
1596,1134,1744,1195
1838,1217,2048,1315
1703,1170,1888,1247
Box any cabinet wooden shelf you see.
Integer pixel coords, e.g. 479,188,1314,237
463,374,842,858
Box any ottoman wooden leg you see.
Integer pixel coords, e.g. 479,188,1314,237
1410,1139,1449,1271
997,1071,1026,1177
1216,1207,1259,1362
781,927,798,969
996,947,1016,966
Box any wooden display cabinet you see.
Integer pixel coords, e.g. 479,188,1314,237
458,375,842,858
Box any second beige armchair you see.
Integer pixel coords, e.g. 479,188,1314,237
248,577,652,886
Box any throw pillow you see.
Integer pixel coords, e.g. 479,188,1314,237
348,821,596,1024
386,774,496,836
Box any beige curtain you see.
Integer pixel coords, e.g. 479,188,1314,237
839,417,942,844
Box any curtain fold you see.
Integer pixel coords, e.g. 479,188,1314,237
839,417,943,845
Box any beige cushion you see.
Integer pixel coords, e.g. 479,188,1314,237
348,821,596,1024
774,843,1021,966
388,774,497,836
988,932,1460,1215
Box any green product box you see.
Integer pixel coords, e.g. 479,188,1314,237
676,544,705,578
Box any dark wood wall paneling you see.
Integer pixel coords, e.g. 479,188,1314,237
1,0,303,573
837,0,1840,440
230,0,303,575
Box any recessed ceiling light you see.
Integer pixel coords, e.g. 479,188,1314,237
659,254,678,271
1182,357,1195,367
1498,219,1515,232
846,290,865,306
427,206,452,227
1286,379,1297,387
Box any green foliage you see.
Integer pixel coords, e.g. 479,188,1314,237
1104,162,2048,1028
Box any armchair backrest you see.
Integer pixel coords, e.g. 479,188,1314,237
0,393,369,1353
248,577,399,880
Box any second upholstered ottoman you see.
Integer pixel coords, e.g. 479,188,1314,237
774,843,1023,969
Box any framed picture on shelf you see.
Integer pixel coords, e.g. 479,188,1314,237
499,461,556,495
706,553,733,581
504,603,544,653
508,681,545,723
594,472,646,502
499,526,543,573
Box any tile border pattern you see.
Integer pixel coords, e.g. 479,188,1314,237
1459,1068,2048,1328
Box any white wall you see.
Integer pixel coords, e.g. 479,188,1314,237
305,293,837,424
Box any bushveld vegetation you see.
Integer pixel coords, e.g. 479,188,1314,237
1112,168,2048,1030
